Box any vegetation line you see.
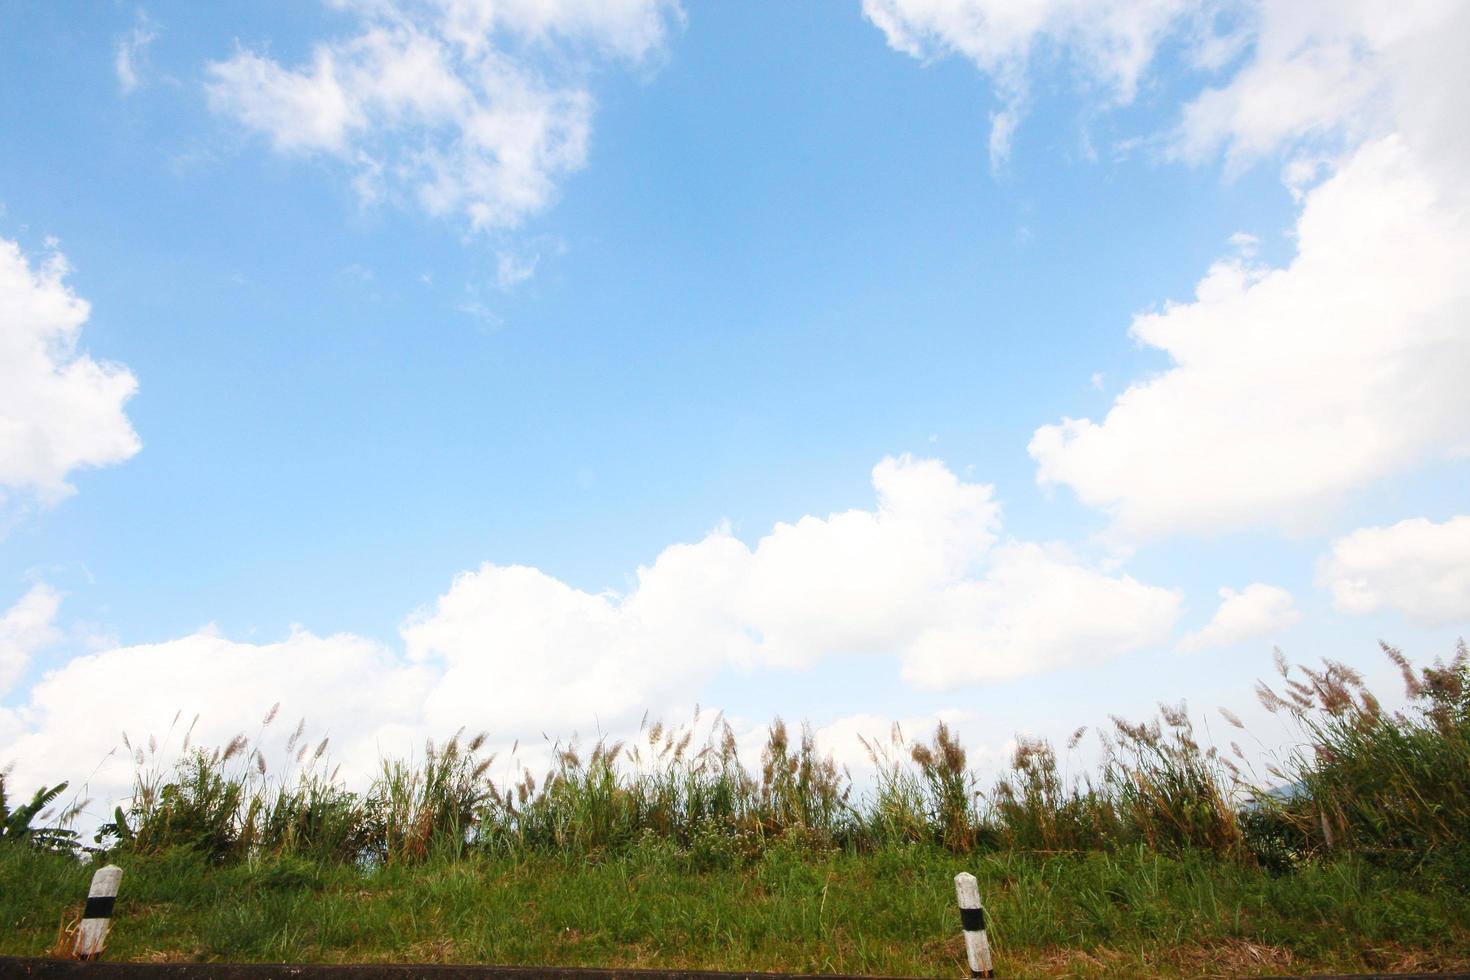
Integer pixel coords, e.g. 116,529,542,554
1,643,1466,977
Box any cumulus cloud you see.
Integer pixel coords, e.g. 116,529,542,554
2,628,434,808
867,4,1470,537
1026,2,1470,537
861,0,1199,166
0,584,62,697
1030,135,1470,536
206,0,679,231
0,237,141,511
1317,516,1470,626
405,456,1179,712
3,457,1179,807
901,541,1180,686
1179,582,1297,651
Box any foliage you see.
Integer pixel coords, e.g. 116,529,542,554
1100,702,1246,858
3,836,1468,976
1251,641,1470,877
0,776,82,854
25,643,1470,885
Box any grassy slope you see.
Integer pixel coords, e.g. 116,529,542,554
4,842,1468,979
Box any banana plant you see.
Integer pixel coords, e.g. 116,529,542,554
95,804,135,848
0,775,81,854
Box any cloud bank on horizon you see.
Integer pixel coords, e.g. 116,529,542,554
1,455,1181,796
2,0,1468,811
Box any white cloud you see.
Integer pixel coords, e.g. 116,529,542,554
1027,3,1470,538
406,456,1180,704
3,457,1179,808
735,456,1002,667
0,584,62,697
1168,1,1458,171
1030,135,1470,536
400,559,740,736
494,249,539,289
861,0,1198,167
866,4,1470,538
901,540,1180,686
2,629,435,807
210,48,365,154
416,0,680,62
115,13,158,94
206,0,678,231
1317,516,1470,626
0,237,141,510
1179,582,1297,651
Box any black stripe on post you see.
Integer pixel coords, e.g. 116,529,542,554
74,863,123,961
955,871,994,978
83,896,116,919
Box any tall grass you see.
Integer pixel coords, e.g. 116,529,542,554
480,716,849,859
989,733,1117,853
7,643,1466,885
1248,641,1470,876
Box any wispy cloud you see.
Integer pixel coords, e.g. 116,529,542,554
862,0,1201,168
115,11,157,94
205,0,680,232
495,249,539,290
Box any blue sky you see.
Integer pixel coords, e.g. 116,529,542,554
1,1,1467,804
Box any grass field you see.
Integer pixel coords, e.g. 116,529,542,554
4,840,1469,977
2,644,1467,977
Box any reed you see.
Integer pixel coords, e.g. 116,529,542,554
1249,641,1470,876
5,642,1464,885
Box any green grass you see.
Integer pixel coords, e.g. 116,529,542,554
3,840,1468,977
3,642,1468,976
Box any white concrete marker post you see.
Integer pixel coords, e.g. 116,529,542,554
73,864,122,960
954,871,993,978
